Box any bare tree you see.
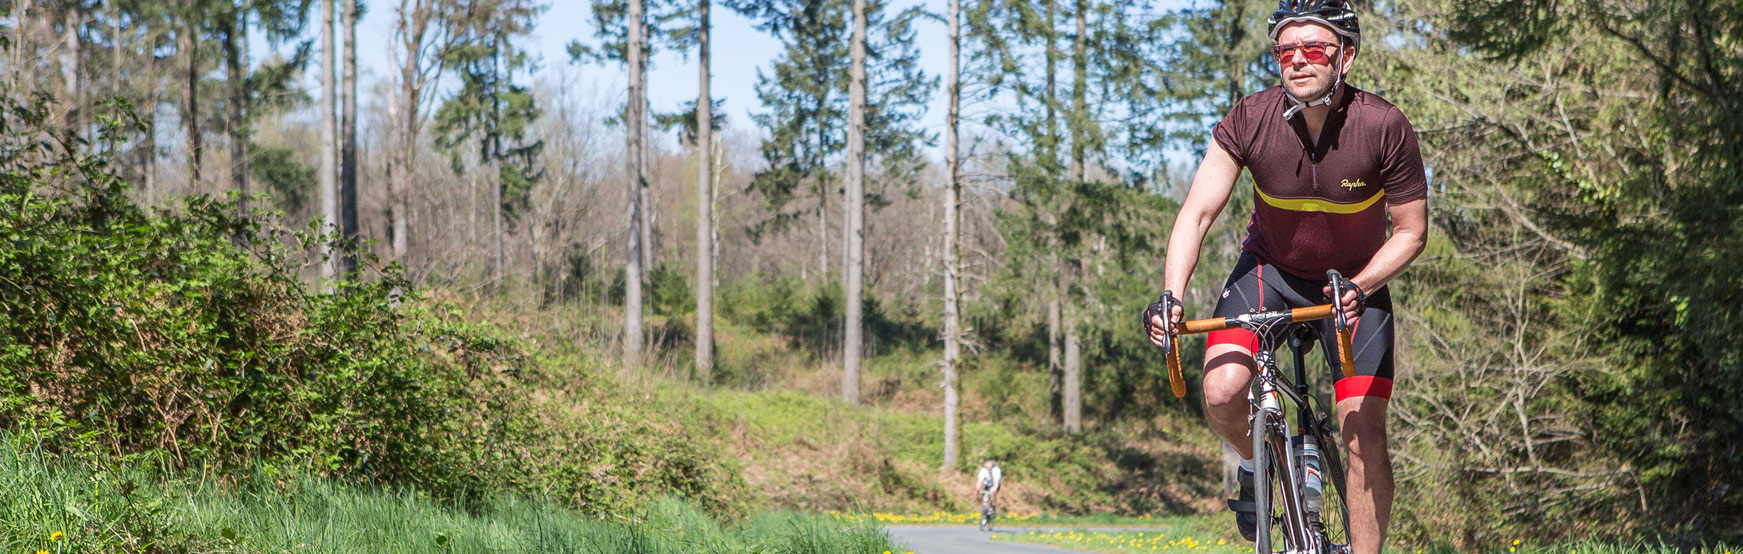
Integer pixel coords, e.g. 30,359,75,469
842,0,866,405
623,0,646,368
941,0,962,474
178,0,204,189
694,0,715,376
389,0,450,263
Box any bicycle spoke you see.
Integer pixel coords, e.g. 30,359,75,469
1312,422,1353,553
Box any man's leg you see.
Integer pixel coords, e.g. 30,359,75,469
1203,343,1258,458
1337,394,1392,554
1203,341,1259,540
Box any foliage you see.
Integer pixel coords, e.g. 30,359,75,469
717,274,935,361
0,97,740,519
1355,0,1743,542
431,0,547,223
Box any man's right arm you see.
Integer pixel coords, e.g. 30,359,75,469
1159,141,1243,325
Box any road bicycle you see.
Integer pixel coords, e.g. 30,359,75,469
1145,270,1361,554
978,487,996,531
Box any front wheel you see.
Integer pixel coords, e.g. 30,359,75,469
1252,411,1278,553
980,494,993,531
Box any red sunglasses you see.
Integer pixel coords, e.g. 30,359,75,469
1270,41,1339,65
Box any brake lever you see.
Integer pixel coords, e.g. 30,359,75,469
1326,270,1358,379
1143,290,1180,355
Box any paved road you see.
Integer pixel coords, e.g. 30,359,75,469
885,526,1104,554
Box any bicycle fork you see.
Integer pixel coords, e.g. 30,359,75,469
1251,351,1319,554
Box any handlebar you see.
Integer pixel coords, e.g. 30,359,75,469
1172,304,1338,335
1147,270,1362,399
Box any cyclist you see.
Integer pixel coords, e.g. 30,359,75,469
974,458,1002,520
1145,1,1427,553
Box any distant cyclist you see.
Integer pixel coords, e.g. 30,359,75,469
974,458,1002,529
1145,1,1428,552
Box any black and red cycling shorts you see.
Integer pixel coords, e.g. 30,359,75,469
1208,253,1395,401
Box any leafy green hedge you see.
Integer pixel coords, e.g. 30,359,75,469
0,100,742,518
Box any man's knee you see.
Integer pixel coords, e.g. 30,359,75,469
1202,346,1255,411
1337,396,1390,461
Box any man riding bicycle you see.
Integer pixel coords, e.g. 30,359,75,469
974,458,1002,507
1145,1,1427,552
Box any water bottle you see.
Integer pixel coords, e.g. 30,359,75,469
1295,435,1324,514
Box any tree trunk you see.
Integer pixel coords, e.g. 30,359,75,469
59,2,81,142
489,34,505,285
391,0,434,264
1044,0,1063,425
1072,0,1087,182
320,0,339,288
340,0,360,279
640,139,654,283
224,6,248,216
842,0,867,405
694,0,715,377
180,2,203,190
623,0,647,368
1062,0,1089,435
8,0,27,93
941,0,962,476
1063,298,1082,433
1048,282,1062,422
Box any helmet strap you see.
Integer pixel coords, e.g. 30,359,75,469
1283,55,1344,120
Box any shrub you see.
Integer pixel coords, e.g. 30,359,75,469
0,99,744,517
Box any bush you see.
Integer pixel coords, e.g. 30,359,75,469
0,99,744,518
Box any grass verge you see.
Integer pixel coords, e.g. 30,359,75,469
0,434,899,554
997,525,1740,554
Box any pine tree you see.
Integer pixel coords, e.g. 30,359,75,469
693,0,715,376
572,0,691,368
941,0,963,475
843,0,865,404
430,0,546,288
730,0,934,401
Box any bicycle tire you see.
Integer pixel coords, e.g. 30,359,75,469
1252,410,1276,554
1312,423,1352,553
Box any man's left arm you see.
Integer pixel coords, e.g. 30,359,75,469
1335,198,1427,321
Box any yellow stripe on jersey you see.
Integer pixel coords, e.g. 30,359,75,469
1256,187,1385,214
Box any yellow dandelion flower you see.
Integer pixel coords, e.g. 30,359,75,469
38,550,49,554
50,531,64,542
1515,539,1523,546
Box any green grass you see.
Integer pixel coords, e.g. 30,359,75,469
997,525,1741,554
0,435,899,553
996,525,1245,553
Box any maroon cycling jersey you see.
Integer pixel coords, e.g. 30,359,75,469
1212,85,1427,280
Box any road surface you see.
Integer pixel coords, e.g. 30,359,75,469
885,526,1108,554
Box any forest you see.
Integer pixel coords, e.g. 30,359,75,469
2,0,1740,551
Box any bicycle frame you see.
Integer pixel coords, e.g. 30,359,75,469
1252,326,1343,553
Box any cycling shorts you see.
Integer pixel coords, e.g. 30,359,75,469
1206,253,1395,401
